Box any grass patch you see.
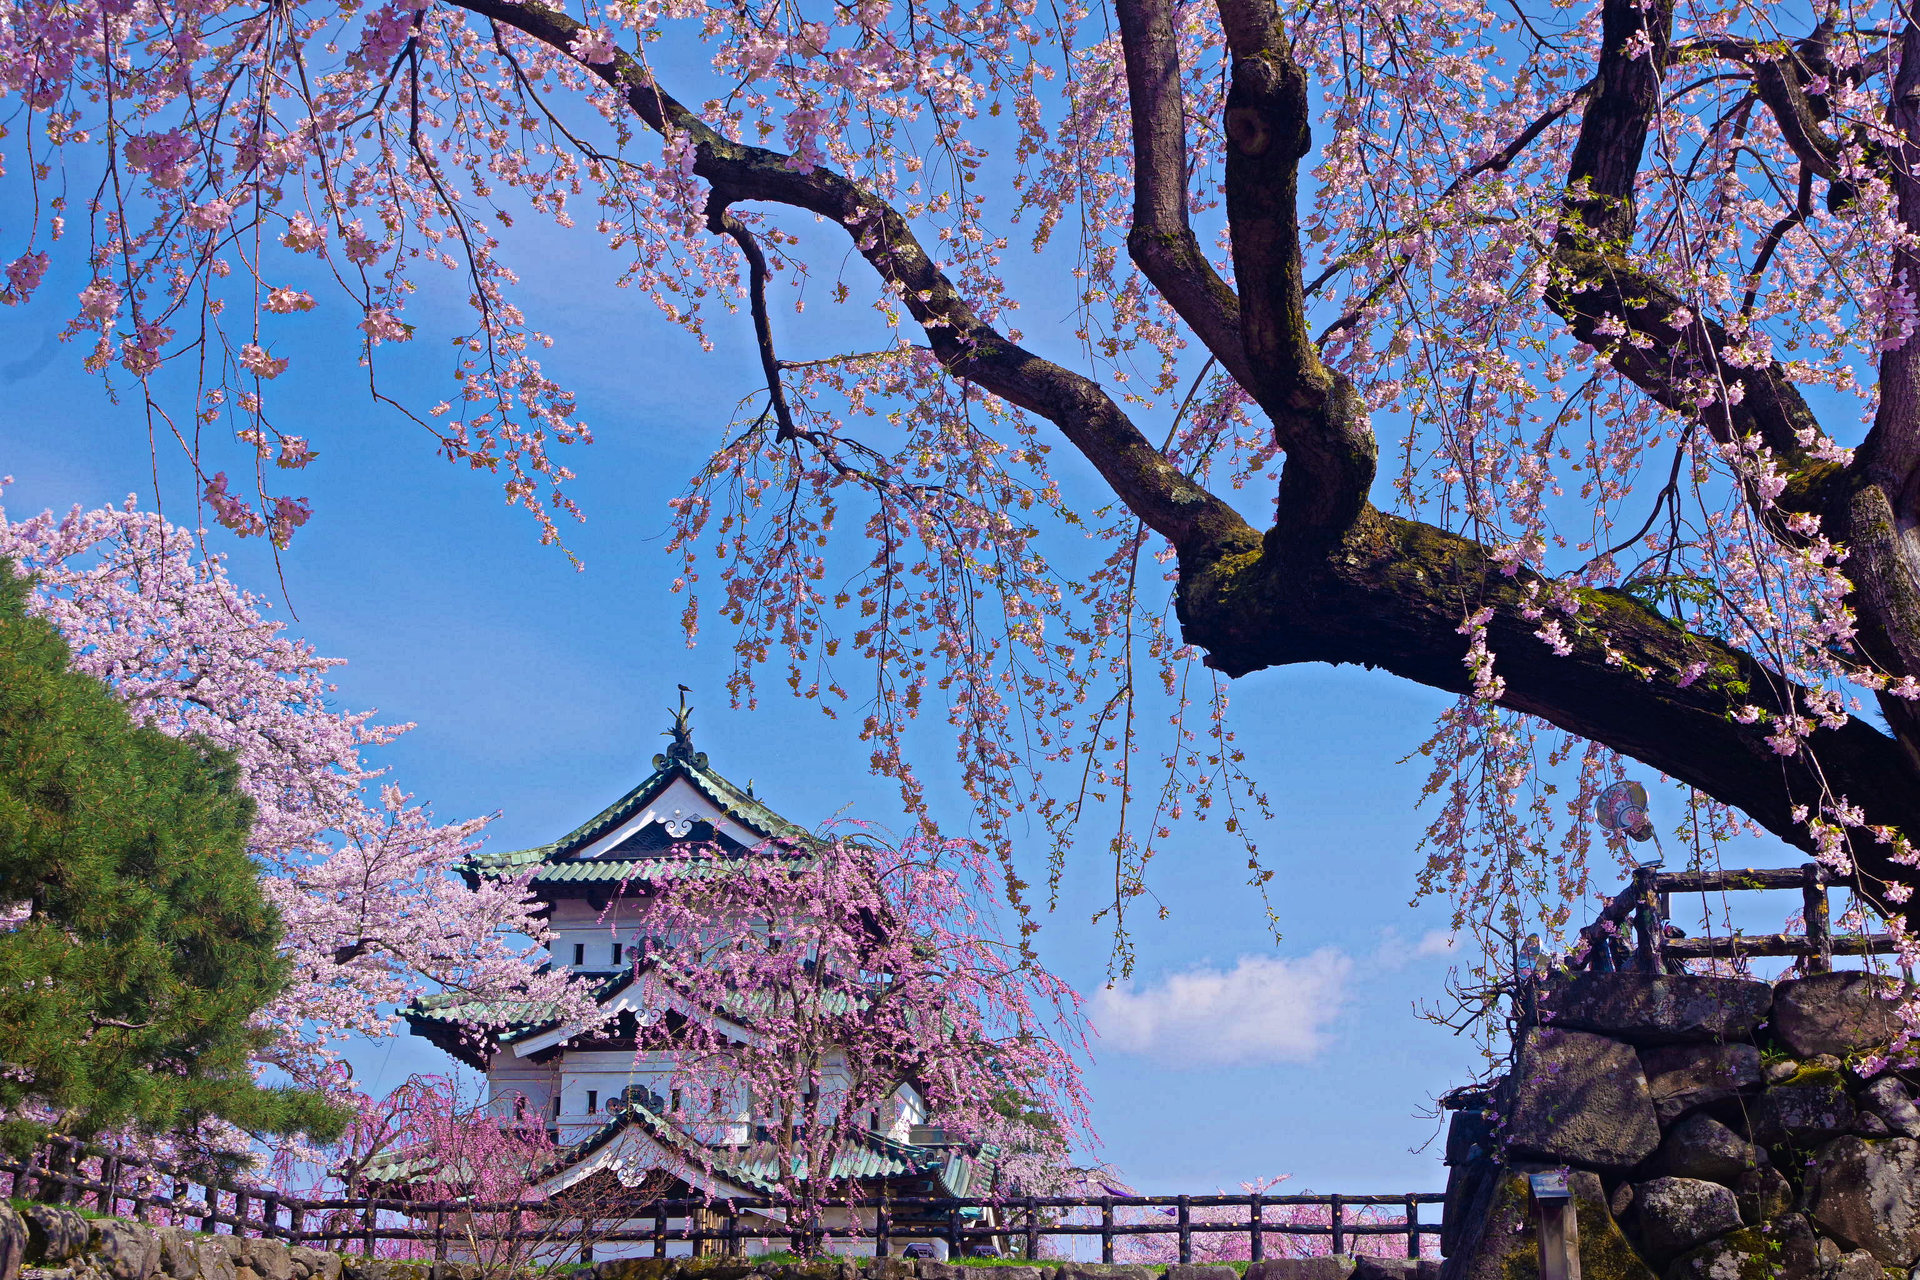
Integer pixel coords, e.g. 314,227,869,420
8,1197,110,1220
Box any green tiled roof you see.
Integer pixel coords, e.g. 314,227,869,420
360,1096,996,1200
561,1093,997,1198
528,856,808,886
467,737,816,887
408,970,630,1035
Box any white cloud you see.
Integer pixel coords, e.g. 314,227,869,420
1370,927,1458,970
1092,950,1353,1067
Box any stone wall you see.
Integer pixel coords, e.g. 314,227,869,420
0,1202,1438,1280
1441,969,1920,1280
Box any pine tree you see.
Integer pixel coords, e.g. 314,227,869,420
0,565,343,1155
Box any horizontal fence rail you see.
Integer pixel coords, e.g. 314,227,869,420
2,1139,1444,1265
1575,861,1903,976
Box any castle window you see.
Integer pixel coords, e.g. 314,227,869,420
671,1088,682,1112
586,1090,598,1114
612,941,623,964
572,943,585,965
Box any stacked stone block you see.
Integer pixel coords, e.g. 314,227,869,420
1442,970,1920,1280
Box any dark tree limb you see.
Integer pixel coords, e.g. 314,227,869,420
452,0,1257,563
1216,0,1377,540
707,203,798,441
449,0,1920,922
1847,20,1920,767
1115,0,1254,392
1176,506,1920,918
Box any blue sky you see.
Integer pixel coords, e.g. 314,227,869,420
0,118,1819,1196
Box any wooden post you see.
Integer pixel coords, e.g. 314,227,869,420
1250,1192,1264,1263
653,1206,668,1259
1330,1194,1344,1256
1177,1195,1191,1264
1579,925,1604,971
1633,868,1663,972
362,1199,376,1258
874,1198,890,1259
292,1207,307,1248
237,1191,251,1236
1024,1196,1039,1261
1529,1173,1580,1280
1100,1197,1114,1264
1405,1196,1418,1258
9,1145,33,1199
1803,863,1833,975
263,1194,281,1242
948,1201,962,1260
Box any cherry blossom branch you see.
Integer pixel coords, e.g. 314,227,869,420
708,205,799,442
455,0,1257,561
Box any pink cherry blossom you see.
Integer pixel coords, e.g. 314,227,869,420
0,498,598,1155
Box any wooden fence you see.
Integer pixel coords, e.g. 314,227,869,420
2,1138,1444,1264
1574,861,1903,975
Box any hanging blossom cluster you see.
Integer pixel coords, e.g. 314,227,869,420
1272,0,1920,970
0,498,598,1125
10,0,1920,1012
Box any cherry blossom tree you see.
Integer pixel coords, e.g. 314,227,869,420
0,500,597,1124
15,0,1920,985
624,830,1090,1232
323,1074,616,1273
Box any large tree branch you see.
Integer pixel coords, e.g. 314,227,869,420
1549,0,1842,520
1176,507,1920,919
452,0,1257,562
1847,21,1920,764
1216,0,1377,540
1114,0,1254,391
459,0,1920,920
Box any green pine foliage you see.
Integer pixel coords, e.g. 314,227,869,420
0,567,344,1152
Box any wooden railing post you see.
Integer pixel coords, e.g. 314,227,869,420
1633,868,1663,972
874,1198,890,1259
653,1205,668,1259
947,1201,962,1260
1405,1195,1418,1258
1100,1196,1114,1264
725,1201,741,1258
1176,1195,1191,1264
1803,863,1833,974
1330,1194,1345,1256
1250,1192,1264,1263
1024,1196,1039,1261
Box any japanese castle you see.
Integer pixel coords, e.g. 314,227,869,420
400,704,994,1255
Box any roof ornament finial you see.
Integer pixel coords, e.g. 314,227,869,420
663,685,700,764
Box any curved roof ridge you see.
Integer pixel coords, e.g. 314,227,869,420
466,740,818,884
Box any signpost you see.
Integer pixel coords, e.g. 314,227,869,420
1528,1170,1580,1280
